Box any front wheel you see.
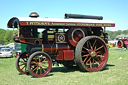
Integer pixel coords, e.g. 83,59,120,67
16,52,29,74
75,36,108,72
27,52,52,77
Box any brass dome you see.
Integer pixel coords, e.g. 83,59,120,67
29,12,39,18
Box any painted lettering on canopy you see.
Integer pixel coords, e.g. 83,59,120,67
25,21,113,27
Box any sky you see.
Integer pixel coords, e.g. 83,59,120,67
0,0,128,31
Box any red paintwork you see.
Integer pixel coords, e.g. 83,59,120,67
117,39,128,48
124,41,128,45
56,51,63,60
56,50,74,60
20,21,115,27
63,50,74,60
68,28,87,47
43,43,70,54
7,17,115,28
69,40,77,47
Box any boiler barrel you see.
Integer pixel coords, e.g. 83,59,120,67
42,43,70,54
65,13,103,20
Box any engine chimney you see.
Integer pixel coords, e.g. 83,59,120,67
65,13,103,20
29,12,39,18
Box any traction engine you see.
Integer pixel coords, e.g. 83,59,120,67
117,38,128,49
7,12,115,77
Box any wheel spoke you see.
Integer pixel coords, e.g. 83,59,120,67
42,58,47,62
94,45,97,51
96,57,102,64
82,47,91,52
95,61,100,66
19,63,24,66
86,57,91,64
36,68,39,74
32,66,38,72
91,46,93,50
19,61,24,63
96,51,101,54
42,64,48,68
88,41,92,49
82,54,90,57
92,40,97,48
22,58,26,62
25,67,26,71
87,41,89,48
40,56,44,61
39,57,41,62
40,67,42,74
82,51,87,53
95,45,104,51
43,62,48,64
82,47,88,50
33,57,38,62
42,68,46,72
83,55,89,62
31,64,37,66
31,61,37,64
97,55,104,58
90,60,92,68
92,58,95,68
21,66,25,70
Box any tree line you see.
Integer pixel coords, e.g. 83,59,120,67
106,30,128,40
0,29,14,45
0,28,128,45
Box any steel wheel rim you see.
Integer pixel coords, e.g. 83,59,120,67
81,38,108,71
17,52,28,74
117,40,123,48
29,53,52,77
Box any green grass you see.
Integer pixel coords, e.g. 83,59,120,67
0,47,128,85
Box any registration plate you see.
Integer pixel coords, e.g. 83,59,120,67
4,55,8,57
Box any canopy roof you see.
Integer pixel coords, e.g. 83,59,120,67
8,17,115,28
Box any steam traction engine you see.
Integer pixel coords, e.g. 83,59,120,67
7,13,115,77
117,38,128,49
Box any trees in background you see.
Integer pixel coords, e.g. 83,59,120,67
106,30,128,40
0,29,13,45
0,28,128,45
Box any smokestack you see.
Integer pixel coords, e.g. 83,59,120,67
65,13,103,20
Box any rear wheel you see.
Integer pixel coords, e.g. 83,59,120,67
117,40,123,48
27,52,52,77
16,52,28,74
75,36,108,71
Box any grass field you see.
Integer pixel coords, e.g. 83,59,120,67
0,47,128,85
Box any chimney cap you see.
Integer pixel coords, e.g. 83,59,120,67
29,12,39,18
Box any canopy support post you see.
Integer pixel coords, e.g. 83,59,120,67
104,27,106,32
17,25,20,37
12,24,15,36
